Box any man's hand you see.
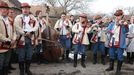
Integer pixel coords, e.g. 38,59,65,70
66,26,70,29
91,24,98,28
119,20,124,25
5,38,11,42
11,40,15,45
56,28,61,31
123,22,128,26
25,32,32,38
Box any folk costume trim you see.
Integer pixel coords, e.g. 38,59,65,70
16,16,36,48
0,19,10,49
73,24,87,44
109,25,121,48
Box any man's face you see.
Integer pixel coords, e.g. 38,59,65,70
79,16,86,23
70,16,74,20
115,15,122,21
38,11,42,18
95,19,102,24
0,8,9,16
8,9,15,17
130,16,134,24
22,7,30,15
61,14,66,20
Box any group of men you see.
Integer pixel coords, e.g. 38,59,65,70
54,9,129,75
0,1,40,75
0,1,133,75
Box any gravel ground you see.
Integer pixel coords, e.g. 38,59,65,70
9,61,134,75
8,51,134,75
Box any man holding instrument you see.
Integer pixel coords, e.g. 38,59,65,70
14,2,38,75
105,9,129,75
0,1,16,75
72,13,95,68
54,12,72,61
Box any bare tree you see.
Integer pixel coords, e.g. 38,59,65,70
124,7,134,16
57,0,81,13
32,0,93,15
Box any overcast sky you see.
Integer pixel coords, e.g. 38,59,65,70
19,0,134,14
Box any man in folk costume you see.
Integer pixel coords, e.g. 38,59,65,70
14,3,39,75
102,17,112,57
72,13,95,68
69,15,76,25
91,15,106,65
54,12,72,61
35,10,46,64
0,1,16,75
126,16,134,64
7,7,17,72
105,10,129,75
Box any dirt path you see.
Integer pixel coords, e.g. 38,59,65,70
9,61,134,75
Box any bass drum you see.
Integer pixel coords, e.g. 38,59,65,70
42,26,64,62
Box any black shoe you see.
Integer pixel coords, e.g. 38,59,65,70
8,70,12,74
81,54,86,68
25,60,32,75
36,53,41,65
93,54,97,64
3,66,9,75
126,52,131,64
106,59,114,71
101,55,106,65
115,60,123,75
130,52,134,65
19,61,25,75
73,54,77,67
129,60,133,64
66,50,69,59
0,69,4,75
9,65,16,70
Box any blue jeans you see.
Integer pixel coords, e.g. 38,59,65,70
0,50,11,70
74,43,86,55
92,38,105,55
109,38,124,61
17,37,33,62
59,35,71,50
109,47,124,61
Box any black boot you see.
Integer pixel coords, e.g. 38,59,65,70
73,54,77,67
3,66,9,75
19,61,25,75
93,54,97,64
115,60,123,75
106,59,114,71
0,69,4,75
9,64,16,70
66,50,70,61
9,60,16,70
130,52,134,64
132,52,134,64
36,53,41,65
101,55,106,65
81,54,86,68
126,52,130,64
25,60,32,75
105,47,109,57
